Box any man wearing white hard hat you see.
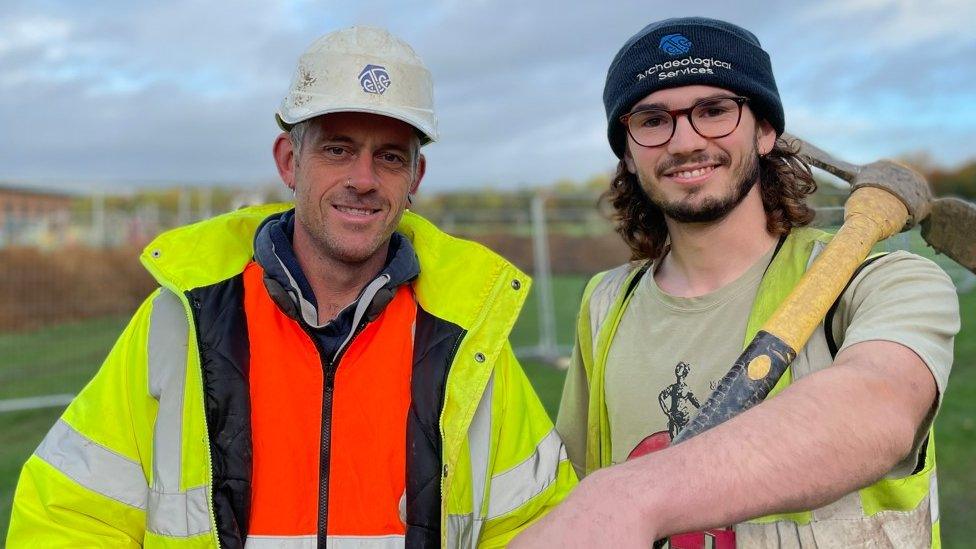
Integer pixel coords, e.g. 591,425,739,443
9,27,576,548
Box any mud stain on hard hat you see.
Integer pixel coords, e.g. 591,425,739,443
291,64,317,107
298,65,317,89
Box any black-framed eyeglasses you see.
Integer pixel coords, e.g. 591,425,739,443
620,96,750,148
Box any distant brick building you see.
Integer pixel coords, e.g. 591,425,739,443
0,184,73,246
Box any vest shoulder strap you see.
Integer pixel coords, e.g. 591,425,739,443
584,262,650,348
823,252,890,358
819,250,932,476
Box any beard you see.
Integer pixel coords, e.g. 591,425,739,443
639,143,761,224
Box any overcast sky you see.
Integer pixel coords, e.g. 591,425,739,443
2,0,974,193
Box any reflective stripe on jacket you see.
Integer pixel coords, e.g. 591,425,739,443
573,227,939,548
8,205,577,548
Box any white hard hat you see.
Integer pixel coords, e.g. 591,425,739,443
276,26,438,144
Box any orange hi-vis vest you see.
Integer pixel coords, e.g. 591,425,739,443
242,260,417,543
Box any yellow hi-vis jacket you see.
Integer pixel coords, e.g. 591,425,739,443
8,205,577,548
570,227,940,547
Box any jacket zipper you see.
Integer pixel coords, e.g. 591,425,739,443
317,355,337,548
309,320,368,548
308,274,389,546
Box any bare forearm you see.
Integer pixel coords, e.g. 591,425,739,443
510,342,935,548
608,343,933,538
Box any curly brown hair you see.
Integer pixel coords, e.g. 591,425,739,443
601,136,818,261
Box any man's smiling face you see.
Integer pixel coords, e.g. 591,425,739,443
624,85,775,223
281,111,423,266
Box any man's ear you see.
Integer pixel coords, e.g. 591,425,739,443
273,132,296,191
410,154,426,195
623,146,637,174
756,119,776,156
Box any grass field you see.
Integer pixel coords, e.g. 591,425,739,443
1,275,973,546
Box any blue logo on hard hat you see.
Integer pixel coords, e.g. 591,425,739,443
659,34,692,56
359,64,391,94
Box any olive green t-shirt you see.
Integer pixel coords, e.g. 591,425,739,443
605,244,778,464
557,248,958,477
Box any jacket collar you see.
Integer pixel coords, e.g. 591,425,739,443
252,208,420,328
140,205,530,332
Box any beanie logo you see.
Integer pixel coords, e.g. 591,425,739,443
659,34,692,56
359,64,391,94
636,56,733,81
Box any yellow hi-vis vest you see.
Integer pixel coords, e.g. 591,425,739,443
576,227,940,548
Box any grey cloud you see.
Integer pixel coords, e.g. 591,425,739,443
1,0,974,193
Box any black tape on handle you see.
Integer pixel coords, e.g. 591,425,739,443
671,330,796,444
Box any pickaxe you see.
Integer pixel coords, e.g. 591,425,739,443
671,134,976,444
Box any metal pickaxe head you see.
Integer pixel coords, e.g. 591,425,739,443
783,133,976,274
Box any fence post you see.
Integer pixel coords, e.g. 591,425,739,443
531,192,558,361
92,191,106,247
177,186,191,225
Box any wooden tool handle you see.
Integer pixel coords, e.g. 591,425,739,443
673,187,908,443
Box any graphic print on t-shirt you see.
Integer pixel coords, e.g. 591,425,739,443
657,361,701,439
630,362,735,549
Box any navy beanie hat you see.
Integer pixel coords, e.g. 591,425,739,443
604,17,784,158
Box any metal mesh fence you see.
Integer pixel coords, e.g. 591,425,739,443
1,185,973,402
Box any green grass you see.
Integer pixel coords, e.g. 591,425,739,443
0,315,128,399
1,282,973,546
509,275,590,350
931,288,976,543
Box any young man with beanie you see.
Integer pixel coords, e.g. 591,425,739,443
513,17,958,548
8,27,576,548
